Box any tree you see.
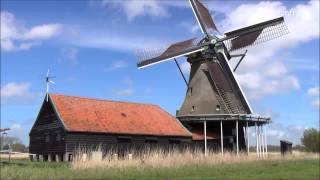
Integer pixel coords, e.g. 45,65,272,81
301,128,320,152
0,135,27,152
11,143,27,152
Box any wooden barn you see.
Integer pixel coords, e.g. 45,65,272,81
29,94,192,162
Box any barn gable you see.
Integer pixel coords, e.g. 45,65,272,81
30,96,66,134
29,96,67,154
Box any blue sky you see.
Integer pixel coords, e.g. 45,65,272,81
1,0,319,145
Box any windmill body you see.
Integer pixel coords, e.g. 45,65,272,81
177,43,251,117
136,0,288,154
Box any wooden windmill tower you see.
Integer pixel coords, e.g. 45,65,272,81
136,0,288,156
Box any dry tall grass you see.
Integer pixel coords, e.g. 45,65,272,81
0,152,30,160
71,148,319,170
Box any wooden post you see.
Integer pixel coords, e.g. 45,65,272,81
255,122,259,157
204,121,207,156
261,126,265,157
220,120,223,156
48,154,52,162
39,155,44,162
265,125,268,156
56,154,60,162
63,153,69,162
246,121,249,154
236,120,239,156
259,125,262,157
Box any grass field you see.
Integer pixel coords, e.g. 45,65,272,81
1,155,319,180
1,159,319,180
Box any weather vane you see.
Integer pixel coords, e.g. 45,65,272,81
45,69,55,102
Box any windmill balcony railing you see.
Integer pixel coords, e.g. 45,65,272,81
177,114,271,125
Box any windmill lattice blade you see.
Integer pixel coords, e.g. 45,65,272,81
49,80,55,84
229,30,263,51
136,38,203,68
223,17,289,51
193,0,218,33
47,69,50,77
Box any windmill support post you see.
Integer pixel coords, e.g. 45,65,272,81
259,125,262,157
220,120,223,156
265,125,268,156
262,125,267,156
262,126,265,157
174,58,188,86
260,124,262,157
261,125,264,157
204,120,207,156
260,125,263,157
236,120,239,155
246,121,249,154
263,126,266,156
243,125,246,154
255,122,259,157
258,125,260,157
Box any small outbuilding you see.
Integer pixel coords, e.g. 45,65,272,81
280,140,293,156
29,94,192,162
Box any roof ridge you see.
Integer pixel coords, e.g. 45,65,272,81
49,93,158,107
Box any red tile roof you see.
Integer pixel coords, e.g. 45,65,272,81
49,94,191,137
191,129,219,140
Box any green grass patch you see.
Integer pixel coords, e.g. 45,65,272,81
1,159,319,180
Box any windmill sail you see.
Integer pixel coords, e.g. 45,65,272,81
189,0,218,35
136,38,204,68
223,17,289,51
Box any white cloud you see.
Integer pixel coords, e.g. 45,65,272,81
180,21,200,34
307,86,319,108
103,0,169,21
222,0,319,100
1,122,31,145
10,123,26,141
23,24,62,40
179,61,191,76
312,99,320,108
245,107,306,145
61,47,79,64
68,30,169,52
308,86,320,96
237,61,300,100
115,79,134,96
1,11,62,52
0,82,36,104
248,123,306,145
105,60,128,72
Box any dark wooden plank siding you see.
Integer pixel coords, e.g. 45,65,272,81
29,101,66,154
65,132,192,153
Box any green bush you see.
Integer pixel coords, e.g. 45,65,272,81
301,128,320,152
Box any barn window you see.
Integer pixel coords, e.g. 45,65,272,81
216,105,220,111
169,139,181,144
117,136,131,143
189,88,193,96
145,138,157,144
56,133,61,141
45,134,50,143
145,139,157,144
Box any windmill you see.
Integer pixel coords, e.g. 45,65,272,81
0,128,10,133
136,0,288,156
45,69,55,102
